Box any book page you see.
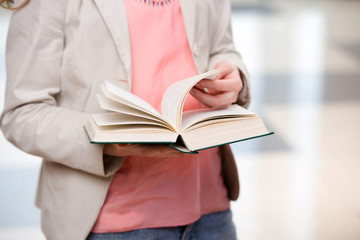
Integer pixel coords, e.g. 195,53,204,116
85,117,178,144
97,95,173,129
160,70,219,131
92,113,173,131
180,117,271,151
104,81,159,115
103,82,174,129
181,104,256,131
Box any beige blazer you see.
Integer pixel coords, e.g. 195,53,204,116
1,0,251,239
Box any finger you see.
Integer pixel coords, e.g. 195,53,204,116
214,61,235,80
196,78,242,93
104,143,187,158
140,144,188,158
103,143,132,157
190,88,238,109
193,85,222,95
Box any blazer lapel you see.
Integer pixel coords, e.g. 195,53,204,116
179,0,196,51
93,0,132,89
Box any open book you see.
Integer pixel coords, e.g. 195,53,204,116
84,70,273,152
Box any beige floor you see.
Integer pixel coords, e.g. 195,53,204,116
232,102,360,240
0,0,360,239
230,1,360,239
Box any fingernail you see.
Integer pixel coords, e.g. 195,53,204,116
190,89,195,96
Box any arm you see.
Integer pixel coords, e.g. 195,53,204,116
191,0,251,109
0,0,122,177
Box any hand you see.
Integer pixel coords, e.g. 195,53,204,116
190,61,243,109
103,143,187,158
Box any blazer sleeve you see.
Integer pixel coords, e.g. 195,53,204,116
206,0,251,109
0,0,123,177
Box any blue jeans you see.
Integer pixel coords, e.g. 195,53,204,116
86,208,237,240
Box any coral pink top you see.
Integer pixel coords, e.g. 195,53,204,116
92,0,229,233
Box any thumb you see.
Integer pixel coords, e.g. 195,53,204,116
214,61,234,80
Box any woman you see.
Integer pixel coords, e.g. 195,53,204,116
1,0,251,239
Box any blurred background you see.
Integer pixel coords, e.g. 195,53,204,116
1,0,359,239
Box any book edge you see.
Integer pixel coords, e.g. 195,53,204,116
189,131,275,152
